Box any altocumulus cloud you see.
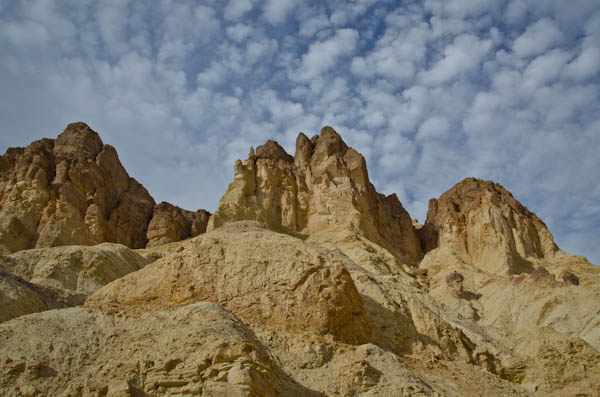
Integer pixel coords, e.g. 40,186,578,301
0,0,599,265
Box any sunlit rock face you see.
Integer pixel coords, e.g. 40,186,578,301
420,177,559,275
0,122,211,254
0,122,155,253
208,126,423,268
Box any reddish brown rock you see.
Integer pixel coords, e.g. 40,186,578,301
420,177,558,275
146,202,210,248
0,122,210,253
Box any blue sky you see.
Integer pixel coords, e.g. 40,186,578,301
1,0,599,265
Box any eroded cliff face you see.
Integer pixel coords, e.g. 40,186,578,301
146,202,210,248
208,126,423,268
0,123,210,253
0,123,155,252
420,177,559,275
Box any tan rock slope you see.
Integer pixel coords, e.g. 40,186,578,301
0,302,321,396
419,178,600,393
1,124,600,396
0,243,151,322
88,221,373,345
0,122,210,254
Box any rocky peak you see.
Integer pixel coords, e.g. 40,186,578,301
54,122,103,161
208,126,423,269
420,177,559,275
0,123,209,253
255,140,293,163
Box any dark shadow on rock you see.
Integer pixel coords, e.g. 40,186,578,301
459,290,482,301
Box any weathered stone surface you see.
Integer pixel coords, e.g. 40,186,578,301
0,302,319,396
0,243,151,322
146,202,210,248
420,177,559,275
0,122,211,253
208,126,422,269
2,243,151,296
0,123,155,253
88,221,373,344
0,270,85,323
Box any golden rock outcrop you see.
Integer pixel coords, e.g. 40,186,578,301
208,126,422,271
0,123,210,254
420,177,558,275
87,221,373,344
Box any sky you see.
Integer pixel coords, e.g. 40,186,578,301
0,0,599,265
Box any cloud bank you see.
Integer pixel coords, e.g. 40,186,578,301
1,0,599,265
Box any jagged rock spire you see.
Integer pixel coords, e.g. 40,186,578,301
208,126,423,268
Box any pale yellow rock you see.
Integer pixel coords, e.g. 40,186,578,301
87,221,373,344
420,238,600,392
208,127,422,268
0,302,318,396
0,270,85,323
4,243,151,295
0,243,151,322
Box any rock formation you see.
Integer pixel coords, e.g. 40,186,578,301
0,243,151,322
0,302,320,396
0,122,210,254
420,177,558,275
88,221,373,344
208,126,422,270
0,122,153,252
1,124,600,396
146,202,210,248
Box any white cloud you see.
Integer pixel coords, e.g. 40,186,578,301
565,46,600,80
224,0,253,21
297,11,330,37
512,18,563,58
504,0,528,25
420,34,493,85
351,23,429,82
424,0,502,18
522,50,570,91
417,116,450,141
296,29,359,81
264,0,296,24
226,23,253,42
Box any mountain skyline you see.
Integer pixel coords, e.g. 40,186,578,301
1,0,599,265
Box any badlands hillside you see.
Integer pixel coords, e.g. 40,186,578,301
0,123,599,396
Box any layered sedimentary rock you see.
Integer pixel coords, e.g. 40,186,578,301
417,177,600,393
420,177,559,275
88,221,373,344
146,202,210,248
0,122,210,253
208,126,422,268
